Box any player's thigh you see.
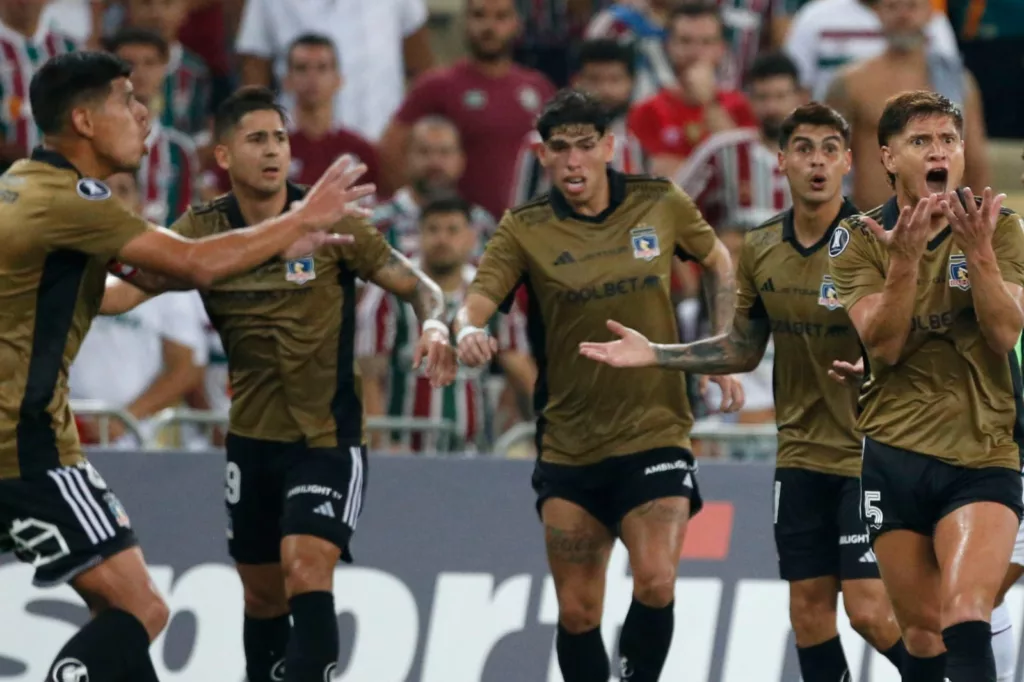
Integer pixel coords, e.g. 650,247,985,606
619,496,690,600
225,434,290,566
236,562,289,618
773,467,843,584
873,530,943,653
71,545,169,641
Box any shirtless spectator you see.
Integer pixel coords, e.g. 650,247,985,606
825,0,987,209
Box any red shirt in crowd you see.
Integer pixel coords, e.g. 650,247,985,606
394,59,556,218
627,88,757,160
177,3,230,77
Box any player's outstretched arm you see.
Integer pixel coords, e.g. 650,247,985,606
116,155,373,289
453,294,501,367
367,248,455,387
698,239,738,335
942,188,1024,355
100,279,153,315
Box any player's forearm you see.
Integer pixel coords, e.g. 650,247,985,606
126,365,203,421
372,250,446,323
652,314,769,374
701,244,737,336
454,293,500,333
966,249,1024,355
861,257,919,365
100,280,154,316
183,213,311,287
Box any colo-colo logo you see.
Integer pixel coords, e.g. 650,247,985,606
3,547,1022,681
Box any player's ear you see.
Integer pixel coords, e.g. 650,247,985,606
777,148,786,173
879,145,896,178
602,131,615,162
69,105,96,140
214,143,230,172
842,148,853,174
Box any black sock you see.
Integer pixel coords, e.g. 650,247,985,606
285,592,338,682
943,620,995,682
556,624,610,682
46,608,152,682
880,639,907,670
244,613,291,682
902,651,947,682
796,636,850,682
617,599,674,682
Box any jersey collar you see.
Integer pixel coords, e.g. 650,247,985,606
781,196,859,257
549,168,627,223
880,193,954,251
29,147,82,177
225,181,307,228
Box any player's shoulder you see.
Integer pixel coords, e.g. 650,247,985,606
624,173,674,195
744,211,787,249
753,210,788,232
187,193,233,228
509,193,556,226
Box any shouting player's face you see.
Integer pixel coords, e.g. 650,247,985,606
218,109,291,197
881,114,964,204
539,125,615,206
465,0,519,62
778,124,851,205
421,210,476,276
86,77,149,173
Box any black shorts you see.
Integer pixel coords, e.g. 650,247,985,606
774,467,879,582
860,437,1024,544
0,461,138,587
225,434,368,565
532,446,702,532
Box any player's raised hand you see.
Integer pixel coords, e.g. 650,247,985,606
280,231,355,259
290,155,376,231
578,320,657,368
828,358,864,385
413,324,457,387
942,187,1004,257
700,375,746,413
861,195,935,262
457,327,498,367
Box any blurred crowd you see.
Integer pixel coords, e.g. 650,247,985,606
1,0,1021,454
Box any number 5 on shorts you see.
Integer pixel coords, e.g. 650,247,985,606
226,462,241,504
863,490,883,528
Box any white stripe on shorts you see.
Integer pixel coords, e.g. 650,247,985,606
47,469,103,545
352,447,364,526
343,447,363,528
68,468,115,538
58,468,112,542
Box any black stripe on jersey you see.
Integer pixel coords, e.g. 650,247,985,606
1007,350,1024,468
18,249,89,477
512,193,551,214
331,267,362,447
522,279,549,457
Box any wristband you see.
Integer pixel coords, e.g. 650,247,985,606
456,325,488,345
421,319,449,337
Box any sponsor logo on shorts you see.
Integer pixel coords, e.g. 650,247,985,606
619,656,633,679
323,662,338,681
270,659,285,681
838,533,868,545
313,502,336,519
287,485,343,501
52,657,88,682
103,492,131,529
644,460,693,476
859,549,877,563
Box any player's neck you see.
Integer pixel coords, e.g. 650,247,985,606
41,139,114,179
470,56,513,78
793,194,845,246
566,181,611,218
896,188,949,236
293,104,335,140
234,186,288,226
0,7,43,37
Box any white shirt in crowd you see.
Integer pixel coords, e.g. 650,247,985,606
69,287,208,446
784,0,960,101
235,0,428,141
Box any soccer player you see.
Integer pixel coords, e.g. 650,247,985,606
0,51,371,682
454,88,742,682
101,86,456,682
829,90,1024,681
579,102,908,681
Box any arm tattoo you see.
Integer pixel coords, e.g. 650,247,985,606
127,270,193,294
374,249,446,323
652,312,771,374
702,255,737,336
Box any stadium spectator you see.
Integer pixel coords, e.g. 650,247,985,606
235,0,435,141
783,0,959,101
510,38,646,206
585,0,675,101
358,196,533,453
374,117,496,259
512,0,612,87
379,0,556,218
70,171,208,447
106,28,200,225
825,0,988,210
0,0,77,169
627,3,757,177
121,0,211,147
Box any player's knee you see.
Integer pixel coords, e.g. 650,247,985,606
844,592,891,639
789,594,836,642
558,594,603,634
282,552,335,596
243,581,289,619
943,590,992,625
133,591,170,642
902,625,944,657
631,563,676,608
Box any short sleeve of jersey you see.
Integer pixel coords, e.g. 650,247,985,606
993,211,1024,288
665,185,717,262
828,220,885,313
43,184,153,258
735,238,765,320
468,212,528,306
335,216,393,281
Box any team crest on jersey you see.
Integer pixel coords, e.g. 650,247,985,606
518,86,541,112
76,178,111,200
818,275,842,310
463,89,487,110
285,256,316,285
948,254,970,290
630,226,660,261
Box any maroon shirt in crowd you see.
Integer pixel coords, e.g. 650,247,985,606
394,59,555,217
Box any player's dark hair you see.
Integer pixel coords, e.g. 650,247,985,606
779,103,851,149
103,27,169,60
745,51,800,89
577,39,636,78
536,88,610,141
287,33,338,69
668,1,724,36
30,51,133,136
214,86,288,141
421,194,472,224
877,91,963,187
